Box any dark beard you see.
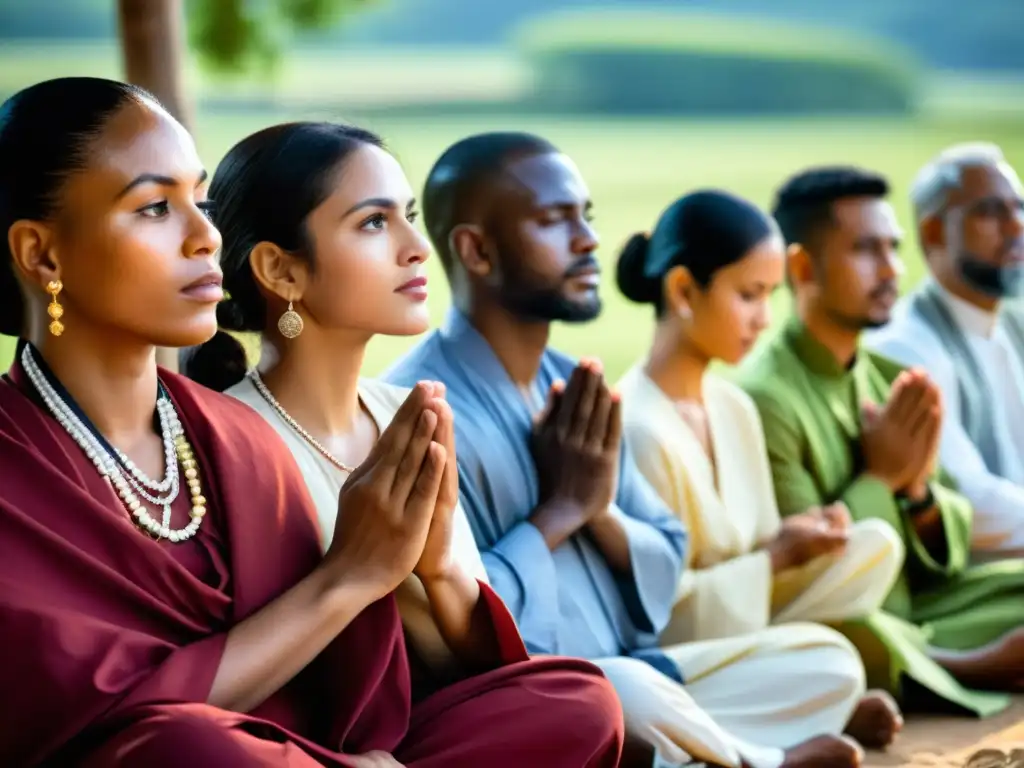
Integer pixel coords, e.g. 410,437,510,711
826,306,888,332
860,317,890,330
499,284,602,323
958,253,1024,298
493,244,603,323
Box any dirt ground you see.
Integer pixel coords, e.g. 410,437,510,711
865,698,1024,767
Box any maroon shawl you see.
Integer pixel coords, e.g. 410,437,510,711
0,365,451,764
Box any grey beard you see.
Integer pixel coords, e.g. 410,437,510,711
958,253,1024,298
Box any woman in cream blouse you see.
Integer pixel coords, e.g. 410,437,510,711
616,189,907,750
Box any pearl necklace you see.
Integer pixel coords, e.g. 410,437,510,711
114,400,178,494
247,370,355,473
21,345,208,543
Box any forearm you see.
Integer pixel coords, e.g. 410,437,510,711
903,483,948,561
422,566,504,672
586,510,633,574
529,497,588,550
208,565,377,713
911,508,947,556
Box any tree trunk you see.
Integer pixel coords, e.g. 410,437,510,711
117,0,192,372
117,0,192,130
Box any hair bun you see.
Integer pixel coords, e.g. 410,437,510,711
615,232,661,305
181,329,249,393
0,263,24,337
215,298,246,331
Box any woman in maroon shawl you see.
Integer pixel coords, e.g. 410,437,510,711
0,77,624,768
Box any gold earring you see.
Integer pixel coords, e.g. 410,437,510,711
277,301,303,339
46,280,64,336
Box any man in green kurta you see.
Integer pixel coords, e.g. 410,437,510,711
736,166,1024,717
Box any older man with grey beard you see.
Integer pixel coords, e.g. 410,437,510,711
865,143,1024,558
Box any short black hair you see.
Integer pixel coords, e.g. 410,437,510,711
771,166,890,250
422,131,557,278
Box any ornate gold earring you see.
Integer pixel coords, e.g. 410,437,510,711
277,300,303,339
46,280,64,336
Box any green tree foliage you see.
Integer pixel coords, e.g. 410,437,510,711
187,0,373,74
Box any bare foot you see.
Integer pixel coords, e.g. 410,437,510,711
844,690,903,749
780,735,863,768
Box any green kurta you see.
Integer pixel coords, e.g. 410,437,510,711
734,316,1018,716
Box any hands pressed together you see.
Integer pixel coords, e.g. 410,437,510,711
321,380,460,604
530,359,623,541
861,368,942,499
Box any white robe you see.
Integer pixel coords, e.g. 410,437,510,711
619,365,905,643
226,376,488,678
608,365,905,767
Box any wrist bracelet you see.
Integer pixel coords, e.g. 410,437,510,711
898,486,935,516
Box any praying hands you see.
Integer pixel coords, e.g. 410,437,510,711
529,358,623,550
326,382,446,602
861,368,942,496
413,381,460,582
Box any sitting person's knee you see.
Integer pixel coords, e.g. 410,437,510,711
81,706,260,767
852,518,906,565
582,670,627,729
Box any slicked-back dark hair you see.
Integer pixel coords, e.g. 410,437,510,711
183,121,384,393
617,189,775,316
422,131,558,279
771,166,890,252
0,77,154,340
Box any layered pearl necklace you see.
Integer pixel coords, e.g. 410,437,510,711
247,370,355,474
21,345,208,543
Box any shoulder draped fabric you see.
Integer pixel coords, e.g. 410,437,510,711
225,375,490,683
909,282,1003,474
734,317,1024,716
0,362,624,767
618,365,903,645
904,283,1024,479
383,309,687,664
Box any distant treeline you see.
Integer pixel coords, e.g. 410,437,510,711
518,10,920,117
1,0,1022,72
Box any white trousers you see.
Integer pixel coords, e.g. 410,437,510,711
598,624,865,768
597,520,905,767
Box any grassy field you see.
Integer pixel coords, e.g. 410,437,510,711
1,43,1023,379
2,110,1023,378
